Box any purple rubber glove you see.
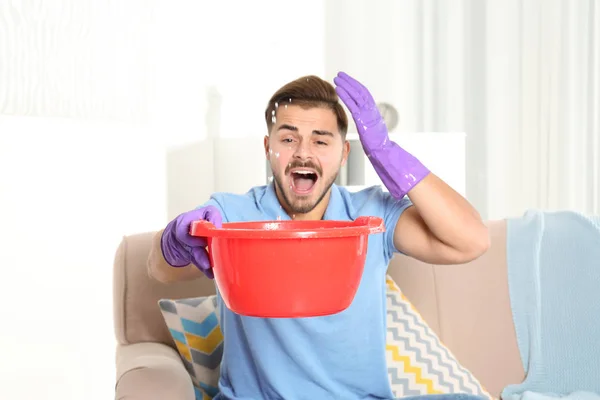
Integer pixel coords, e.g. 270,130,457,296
333,71,430,199
160,205,223,279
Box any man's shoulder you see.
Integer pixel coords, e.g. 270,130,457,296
204,185,268,222
209,185,268,202
337,185,391,208
336,184,412,220
207,185,268,208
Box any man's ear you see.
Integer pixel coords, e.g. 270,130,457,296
264,135,270,160
341,140,351,166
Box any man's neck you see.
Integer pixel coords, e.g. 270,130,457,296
277,190,332,221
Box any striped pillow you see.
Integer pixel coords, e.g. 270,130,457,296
385,276,493,399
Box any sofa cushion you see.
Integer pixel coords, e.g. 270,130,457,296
388,220,524,397
158,296,222,400
385,276,492,399
159,276,493,400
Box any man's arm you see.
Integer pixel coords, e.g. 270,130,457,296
333,71,489,265
147,229,205,283
393,173,490,265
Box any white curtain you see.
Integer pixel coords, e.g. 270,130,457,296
418,0,600,219
484,0,600,219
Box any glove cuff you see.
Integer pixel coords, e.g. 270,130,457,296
367,140,430,199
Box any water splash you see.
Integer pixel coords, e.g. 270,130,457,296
268,148,280,159
265,222,278,230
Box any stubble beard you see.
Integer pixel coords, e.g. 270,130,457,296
272,171,338,215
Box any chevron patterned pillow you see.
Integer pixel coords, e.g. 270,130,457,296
158,296,223,400
384,276,493,399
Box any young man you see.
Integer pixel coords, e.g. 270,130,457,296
149,72,490,400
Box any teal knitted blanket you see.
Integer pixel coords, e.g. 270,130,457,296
501,210,600,400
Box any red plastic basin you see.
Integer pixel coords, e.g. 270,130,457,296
189,216,385,318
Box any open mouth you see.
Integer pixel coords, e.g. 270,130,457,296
290,169,318,194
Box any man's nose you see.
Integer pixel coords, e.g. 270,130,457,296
293,140,313,160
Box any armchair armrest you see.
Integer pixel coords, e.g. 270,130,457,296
115,342,195,400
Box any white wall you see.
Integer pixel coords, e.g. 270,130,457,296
0,1,324,399
0,118,168,398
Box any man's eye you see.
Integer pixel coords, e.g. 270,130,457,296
282,138,293,143
316,141,328,146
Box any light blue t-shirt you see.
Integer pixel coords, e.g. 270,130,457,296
200,182,412,400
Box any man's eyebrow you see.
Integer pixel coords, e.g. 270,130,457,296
277,124,298,132
276,125,335,137
313,130,334,137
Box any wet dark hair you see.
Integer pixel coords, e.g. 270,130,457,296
264,75,348,138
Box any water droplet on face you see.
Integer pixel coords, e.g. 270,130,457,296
288,98,292,102
284,104,288,109
272,115,277,124
275,102,279,108
275,152,280,158
292,214,296,219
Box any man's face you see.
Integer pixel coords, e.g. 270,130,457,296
264,104,349,217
